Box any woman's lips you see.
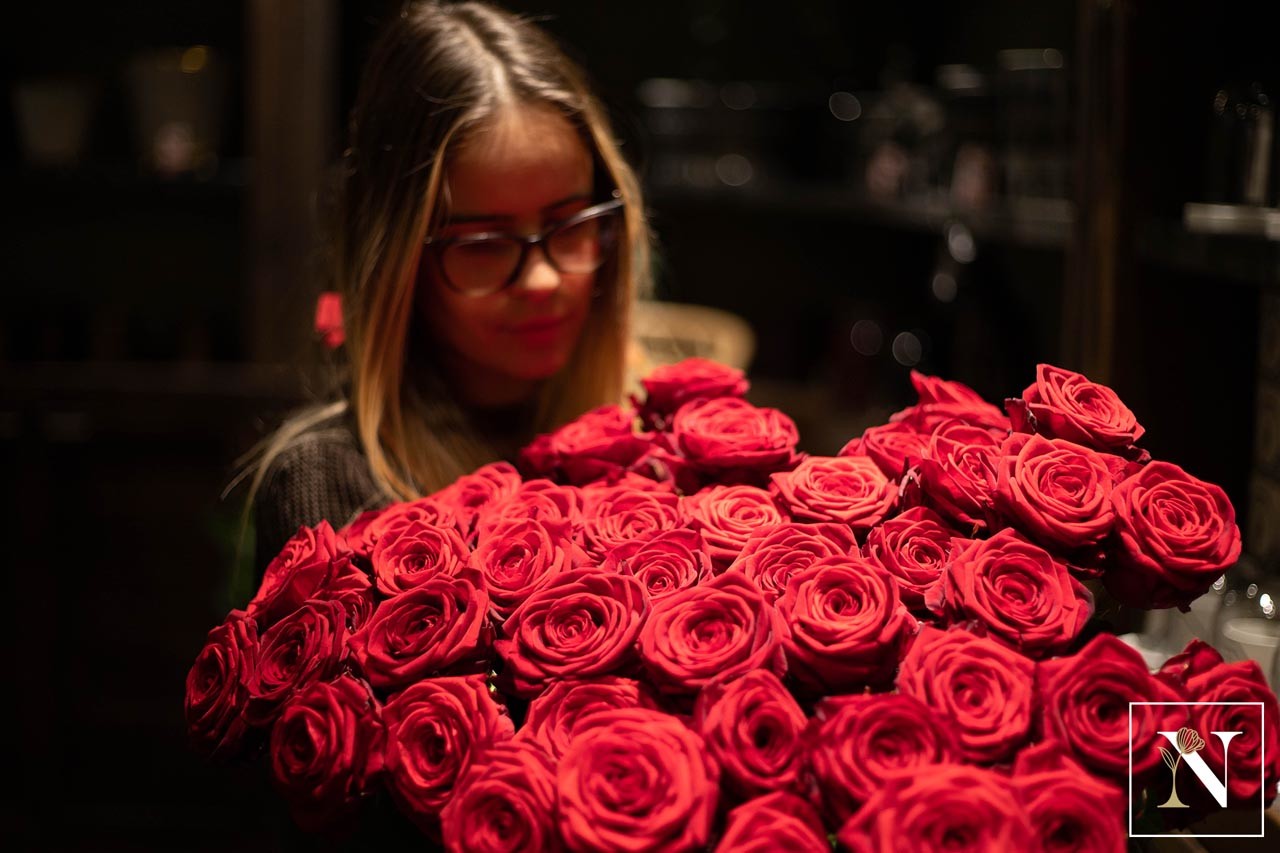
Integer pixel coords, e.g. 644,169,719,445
507,315,568,346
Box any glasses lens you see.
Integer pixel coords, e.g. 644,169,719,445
547,211,618,274
441,238,521,295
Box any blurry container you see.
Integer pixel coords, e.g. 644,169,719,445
1211,558,1280,683
12,78,95,167
127,45,228,177
1207,82,1275,206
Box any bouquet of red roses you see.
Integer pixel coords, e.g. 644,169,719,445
186,358,1276,851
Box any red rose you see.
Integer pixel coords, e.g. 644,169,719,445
993,432,1116,551
537,404,651,485
581,487,683,559
714,792,828,853
636,357,750,430
440,738,559,853
669,397,801,484
268,674,385,831
519,676,660,760
862,505,957,610
926,528,1094,658
495,569,649,698
837,764,1033,853
909,369,991,407
337,506,385,556
639,571,786,698
805,692,957,828
726,522,859,603
1106,461,1242,610
348,569,492,691
693,669,807,800
602,528,711,603
1011,742,1127,853
892,399,1011,437
776,556,916,693
558,707,719,853
770,455,896,532
474,479,584,543
895,625,1035,763
1038,632,1186,780
352,496,461,561
916,420,1002,532
1006,363,1145,452
851,420,928,478
244,598,349,727
382,674,515,831
248,521,367,629
469,516,585,620
434,461,523,536
371,518,472,597
1155,640,1280,807
682,484,785,569
184,609,259,759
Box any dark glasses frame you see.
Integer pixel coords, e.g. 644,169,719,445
423,193,625,297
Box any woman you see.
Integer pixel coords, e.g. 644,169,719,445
247,0,653,574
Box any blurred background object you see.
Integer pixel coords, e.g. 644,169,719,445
1,0,1276,848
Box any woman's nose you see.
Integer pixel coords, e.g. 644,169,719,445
512,243,561,296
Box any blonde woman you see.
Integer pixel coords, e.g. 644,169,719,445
248,1,653,574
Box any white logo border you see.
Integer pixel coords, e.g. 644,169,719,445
1128,701,1267,839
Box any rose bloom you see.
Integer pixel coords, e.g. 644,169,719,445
926,528,1093,658
693,669,807,801
474,478,584,543
440,738,559,853
993,432,1116,551
726,522,860,603
805,692,956,828
895,625,1035,764
714,792,828,853
847,420,929,478
268,674,385,832
837,764,1033,853
1156,639,1280,807
433,461,523,537
890,372,1011,438
519,676,660,761
1011,742,1126,853
635,356,749,430
1006,363,1144,452
682,484,785,569
862,505,958,611
382,674,515,832
533,403,651,485
348,569,492,692
581,487,683,559
247,521,369,630
558,707,719,853
909,369,992,407
371,518,473,597
349,496,461,561
602,528,711,603
469,515,585,620
776,556,917,694
639,570,787,699
916,420,1002,532
243,598,349,728
770,454,896,531
184,610,259,760
495,568,649,698
669,396,801,484
1105,460,1242,610
1038,632,1186,781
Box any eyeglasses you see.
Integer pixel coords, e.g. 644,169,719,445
423,195,624,297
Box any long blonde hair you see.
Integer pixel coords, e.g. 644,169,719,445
243,1,653,513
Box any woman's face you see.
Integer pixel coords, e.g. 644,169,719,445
420,104,599,407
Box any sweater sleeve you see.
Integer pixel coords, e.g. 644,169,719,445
252,429,385,583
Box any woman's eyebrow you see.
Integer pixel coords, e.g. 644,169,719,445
447,192,591,224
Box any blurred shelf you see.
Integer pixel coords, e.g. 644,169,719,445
1184,203,1280,241
1137,218,1280,289
649,182,1073,249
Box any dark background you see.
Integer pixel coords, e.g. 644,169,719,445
3,1,1277,849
